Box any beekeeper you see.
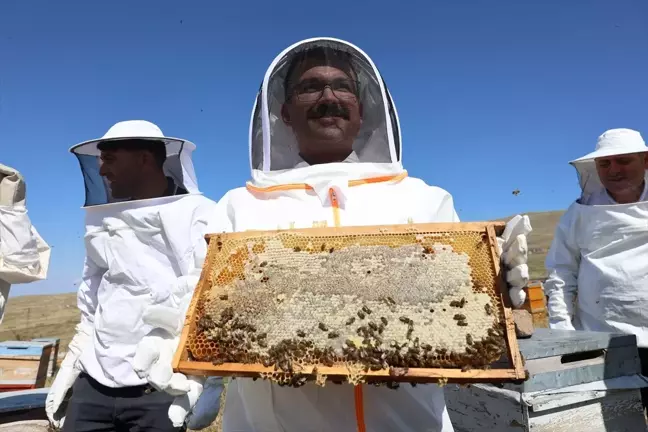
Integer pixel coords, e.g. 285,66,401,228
134,38,532,432
45,120,226,431
545,127,648,406
0,163,50,324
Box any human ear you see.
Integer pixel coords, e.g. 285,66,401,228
281,104,292,125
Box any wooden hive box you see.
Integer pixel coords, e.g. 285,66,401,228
30,338,60,378
445,328,648,431
173,222,527,387
0,342,53,392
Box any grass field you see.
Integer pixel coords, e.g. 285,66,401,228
0,210,564,431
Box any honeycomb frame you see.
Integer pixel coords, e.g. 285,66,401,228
173,222,526,386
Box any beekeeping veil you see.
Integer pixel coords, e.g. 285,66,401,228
249,38,403,187
70,120,200,208
570,128,648,203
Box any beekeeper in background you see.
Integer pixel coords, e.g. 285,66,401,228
0,163,50,324
134,38,532,432
45,120,225,431
545,127,648,408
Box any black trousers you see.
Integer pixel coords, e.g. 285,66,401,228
639,348,648,411
62,373,185,432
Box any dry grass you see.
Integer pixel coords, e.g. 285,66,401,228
0,293,79,351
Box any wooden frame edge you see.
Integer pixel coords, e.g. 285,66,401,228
486,225,526,380
206,221,507,241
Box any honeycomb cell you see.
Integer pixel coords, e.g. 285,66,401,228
185,228,508,387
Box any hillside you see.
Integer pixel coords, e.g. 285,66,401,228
0,293,79,351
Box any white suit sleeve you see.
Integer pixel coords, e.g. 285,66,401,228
424,186,460,223
0,206,51,285
544,207,580,330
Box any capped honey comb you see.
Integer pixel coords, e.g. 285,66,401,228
174,223,526,387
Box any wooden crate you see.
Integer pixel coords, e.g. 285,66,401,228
523,282,549,328
30,338,60,378
0,342,53,392
445,328,648,431
173,222,527,386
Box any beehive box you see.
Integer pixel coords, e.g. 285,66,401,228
0,342,53,392
30,338,60,378
445,329,648,431
173,222,526,387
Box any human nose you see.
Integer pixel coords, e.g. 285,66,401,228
99,162,109,177
318,85,339,102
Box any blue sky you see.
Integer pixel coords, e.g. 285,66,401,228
1,0,647,297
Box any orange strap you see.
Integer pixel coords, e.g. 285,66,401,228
245,171,408,193
354,385,367,432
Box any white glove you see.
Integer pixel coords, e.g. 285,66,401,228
133,293,208,428
497,215,532,308
46,321,93,429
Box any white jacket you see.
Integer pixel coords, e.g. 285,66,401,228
0,163,50,324
69,121,225,388
545,199,648,346
218,37,455,432
545,128,648,346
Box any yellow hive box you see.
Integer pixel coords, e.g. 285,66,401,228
173,222,526,387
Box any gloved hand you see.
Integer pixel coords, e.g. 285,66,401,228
133,290,215,429
497,215,532,308
46,321,93,429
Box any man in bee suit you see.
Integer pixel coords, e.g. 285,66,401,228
0,163,50,324
545,127,648,408
134,38,532,431
45,120,226,431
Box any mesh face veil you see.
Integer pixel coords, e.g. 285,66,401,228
69,121,200,207
249,38,403,185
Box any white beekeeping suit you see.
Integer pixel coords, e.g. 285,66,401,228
45,120,226,430
0,163,50,324
545,128,648,343
134,37,530,432
221,37,529,432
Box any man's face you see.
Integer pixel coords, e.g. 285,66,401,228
282,63,362,160
595,152,648,198
98,149,141,199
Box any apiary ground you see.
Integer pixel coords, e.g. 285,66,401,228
187,231,507,386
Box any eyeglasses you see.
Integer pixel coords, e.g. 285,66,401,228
289,78,359,102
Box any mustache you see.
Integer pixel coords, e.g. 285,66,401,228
307,103,350,120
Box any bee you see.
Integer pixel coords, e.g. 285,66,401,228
328,331,340,339
329,247,335,253
466,334,474,346
387,296,396,305
406,327,414,340
457,321,468,327
461,364,472,372
450,300,460,308
318,323,329,331
380,317,388,326
453,314,466,321
293,246,301,252
219,294,229,301
399,316,411,324
259,261,268,267
345,339,356,348
321,243,327,252
357,311,366,319
368,322,378,331
346,317,356,325
362,305,372,314
485,303,493,315
296,330,306,338
212,357,225,366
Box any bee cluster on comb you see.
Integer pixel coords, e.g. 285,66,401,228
179,224,520,388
